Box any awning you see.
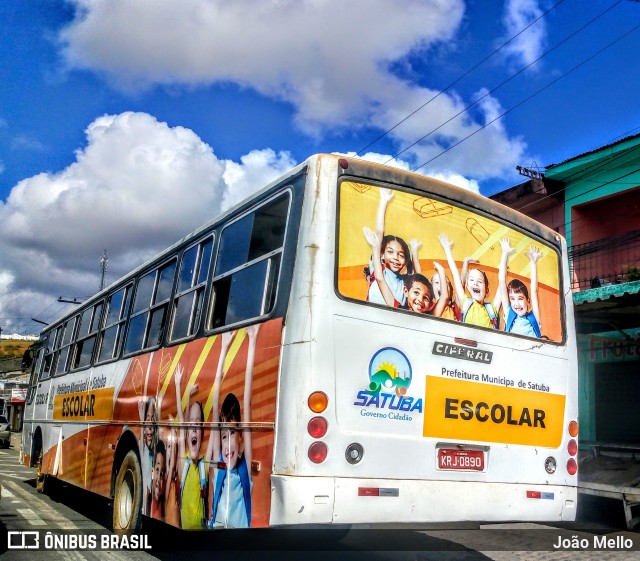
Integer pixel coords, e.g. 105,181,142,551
573,280,640,335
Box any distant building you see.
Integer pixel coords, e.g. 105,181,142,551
0,371,29,431
0,334,38,341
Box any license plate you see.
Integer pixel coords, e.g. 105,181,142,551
437,448,484,471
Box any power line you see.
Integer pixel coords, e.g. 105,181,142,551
396,0,624,167
356,0,568,156
506,158,640,239
514,141,640,220
411,16,640,174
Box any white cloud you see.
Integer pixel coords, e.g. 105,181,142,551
338,151,480,193
431,172,480,193
502,0,547,67
222,149,297,209
0,112,296,335
1,112,226,264
60,1,464,130
57,0,528,180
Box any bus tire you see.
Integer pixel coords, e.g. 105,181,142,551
35,452,48,494
112,450,143,535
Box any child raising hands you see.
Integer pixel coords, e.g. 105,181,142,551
207,325,260,528
499,238,542,338
439,233,508,329
363,187,415,307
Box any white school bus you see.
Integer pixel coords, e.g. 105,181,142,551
21,154,578,533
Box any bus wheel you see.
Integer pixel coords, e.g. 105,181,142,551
113,450,143,535
35,452,47,494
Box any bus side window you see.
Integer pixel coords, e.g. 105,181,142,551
55,316,79,376
72,301,104,370
124,260,177,355
209,194,288,329
97,285,132,363
26,339,48,404
170,237,214,341
44,326,63,379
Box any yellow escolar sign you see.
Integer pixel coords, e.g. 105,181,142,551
53,387,114,421
423,376,565,447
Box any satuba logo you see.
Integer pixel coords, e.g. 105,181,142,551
353,347,423,414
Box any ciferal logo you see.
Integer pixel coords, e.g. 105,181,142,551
353,347,423,414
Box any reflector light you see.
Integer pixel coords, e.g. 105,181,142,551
544,456,557,474
308,441,328,464
307,416,328,438
345,443,364,464
454,337,477,347
357,487,399,497
567,458,578,475
527,491,554,500
308,391,328,413
568,420,579,437
567,439,578,456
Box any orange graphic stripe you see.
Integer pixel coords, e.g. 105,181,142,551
203,330,247,419
180,336,218,411
160,343,187,402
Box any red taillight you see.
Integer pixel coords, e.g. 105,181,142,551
567,458,577,475
308,391,328,413
567,439,578,456
308,441,328,464
308,416,328,438
568,420,578,437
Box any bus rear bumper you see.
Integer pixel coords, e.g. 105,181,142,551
269,475,577,526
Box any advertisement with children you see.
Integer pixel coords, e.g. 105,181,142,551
337,181,562,343
113,319,282,530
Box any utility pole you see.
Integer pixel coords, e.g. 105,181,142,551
99,249,108,291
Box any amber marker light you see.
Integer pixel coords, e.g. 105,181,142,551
568,420,579,437
308,391,328,413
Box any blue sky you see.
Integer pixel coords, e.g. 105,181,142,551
1,0,640,335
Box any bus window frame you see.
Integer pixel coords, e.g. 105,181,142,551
205,189,292,334
122,258,178,358
169,234,215,344
334,177,567,345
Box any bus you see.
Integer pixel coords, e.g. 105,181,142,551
21,154,579,533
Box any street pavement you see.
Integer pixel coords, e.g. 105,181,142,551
1,436,639,560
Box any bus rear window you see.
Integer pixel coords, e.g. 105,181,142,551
337,181,563,343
